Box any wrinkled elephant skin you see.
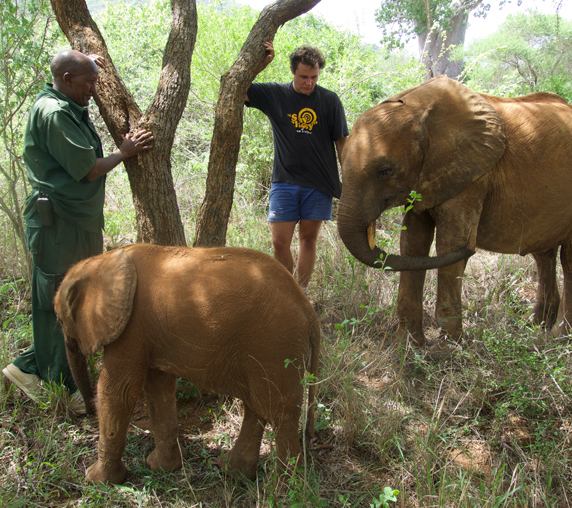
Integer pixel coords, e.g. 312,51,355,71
338,75,572,345
54,244,320,484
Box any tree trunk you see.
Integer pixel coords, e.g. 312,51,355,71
50,0,197,246
193,0,321,247
418,0,483,81
419,10,468,80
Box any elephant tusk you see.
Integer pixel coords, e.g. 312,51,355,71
367,221,376,250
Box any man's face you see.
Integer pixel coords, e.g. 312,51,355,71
65,67,99,107
292,62,320,95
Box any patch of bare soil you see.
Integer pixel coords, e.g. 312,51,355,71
129,392,219,435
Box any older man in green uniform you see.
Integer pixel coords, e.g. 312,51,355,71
2,50,153,413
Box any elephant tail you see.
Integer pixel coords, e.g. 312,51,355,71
64,333,96,415
305,327,321,439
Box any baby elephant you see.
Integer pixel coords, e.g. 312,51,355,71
54,244,320,484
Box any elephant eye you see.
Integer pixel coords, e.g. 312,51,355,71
377,167,392,179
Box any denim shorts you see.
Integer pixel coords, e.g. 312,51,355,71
268,182,333,222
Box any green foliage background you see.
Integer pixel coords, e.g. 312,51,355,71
463,9,572,99
2,0,570,272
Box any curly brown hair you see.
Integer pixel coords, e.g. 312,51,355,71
289,45,326,73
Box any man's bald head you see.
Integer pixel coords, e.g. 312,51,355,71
50,50,98,81
51,50,99,107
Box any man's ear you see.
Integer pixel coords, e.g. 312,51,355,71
61,72,73,86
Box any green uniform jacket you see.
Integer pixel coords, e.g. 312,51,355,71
23,84,105,232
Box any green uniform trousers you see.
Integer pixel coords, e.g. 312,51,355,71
14,214,103,391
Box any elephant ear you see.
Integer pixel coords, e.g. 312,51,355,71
54,248,137,356
394,76,506,212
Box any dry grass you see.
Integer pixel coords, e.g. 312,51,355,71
1,206,572,507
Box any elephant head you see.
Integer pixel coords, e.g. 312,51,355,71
338,75,505,269
54,248,138,413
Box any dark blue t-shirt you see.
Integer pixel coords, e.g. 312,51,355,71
246,82,348,198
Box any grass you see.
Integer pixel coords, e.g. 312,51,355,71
1,192,572,507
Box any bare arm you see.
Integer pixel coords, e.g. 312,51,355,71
85,128,154,182
246,41,275,102
335,136,347,166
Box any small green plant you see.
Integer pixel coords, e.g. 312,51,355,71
284,358,297,369
376,190,421,268
314,402,331,431
176,378,200,401
280,456,327,508
370,487,399,507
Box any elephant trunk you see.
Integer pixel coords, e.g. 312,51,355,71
64,333,95,415
337,205,474,271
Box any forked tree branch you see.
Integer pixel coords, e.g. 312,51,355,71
194,0,321,247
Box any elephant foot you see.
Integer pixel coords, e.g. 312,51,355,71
435,321,463,344
426,338,454,359
217,450,257,481
532,306,558,329
146,443,187,472
551,321,571,338
86,459,127,484
395,325,426,347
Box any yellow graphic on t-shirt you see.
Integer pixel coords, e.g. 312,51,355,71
288,108,318,131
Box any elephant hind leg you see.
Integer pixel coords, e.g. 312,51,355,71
273,412,303,477
532,247,560,328
552,244,572,337
145,369,187,472
218,403,266,481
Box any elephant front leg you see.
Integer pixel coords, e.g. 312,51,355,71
218,403,266,480
86,366,144,484
532,248,560,328
431,197,481,346
435,259,467,343
396,274,427,346
552,243,572,337
396,211,435,346
144,369,187,472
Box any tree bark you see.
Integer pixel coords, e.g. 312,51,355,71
193,0,321,247
418,0,483,80
50,0,197,246
419,10,467,80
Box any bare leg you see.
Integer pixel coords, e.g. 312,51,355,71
396,211,435,346
532,247,560,327
297,220,322,288
218,403,266,480
145,369,187,472
271,222,297,274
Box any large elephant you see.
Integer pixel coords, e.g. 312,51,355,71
338,75,572,346
54,243,320,484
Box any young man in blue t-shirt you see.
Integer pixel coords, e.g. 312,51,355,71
246,42,348,292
